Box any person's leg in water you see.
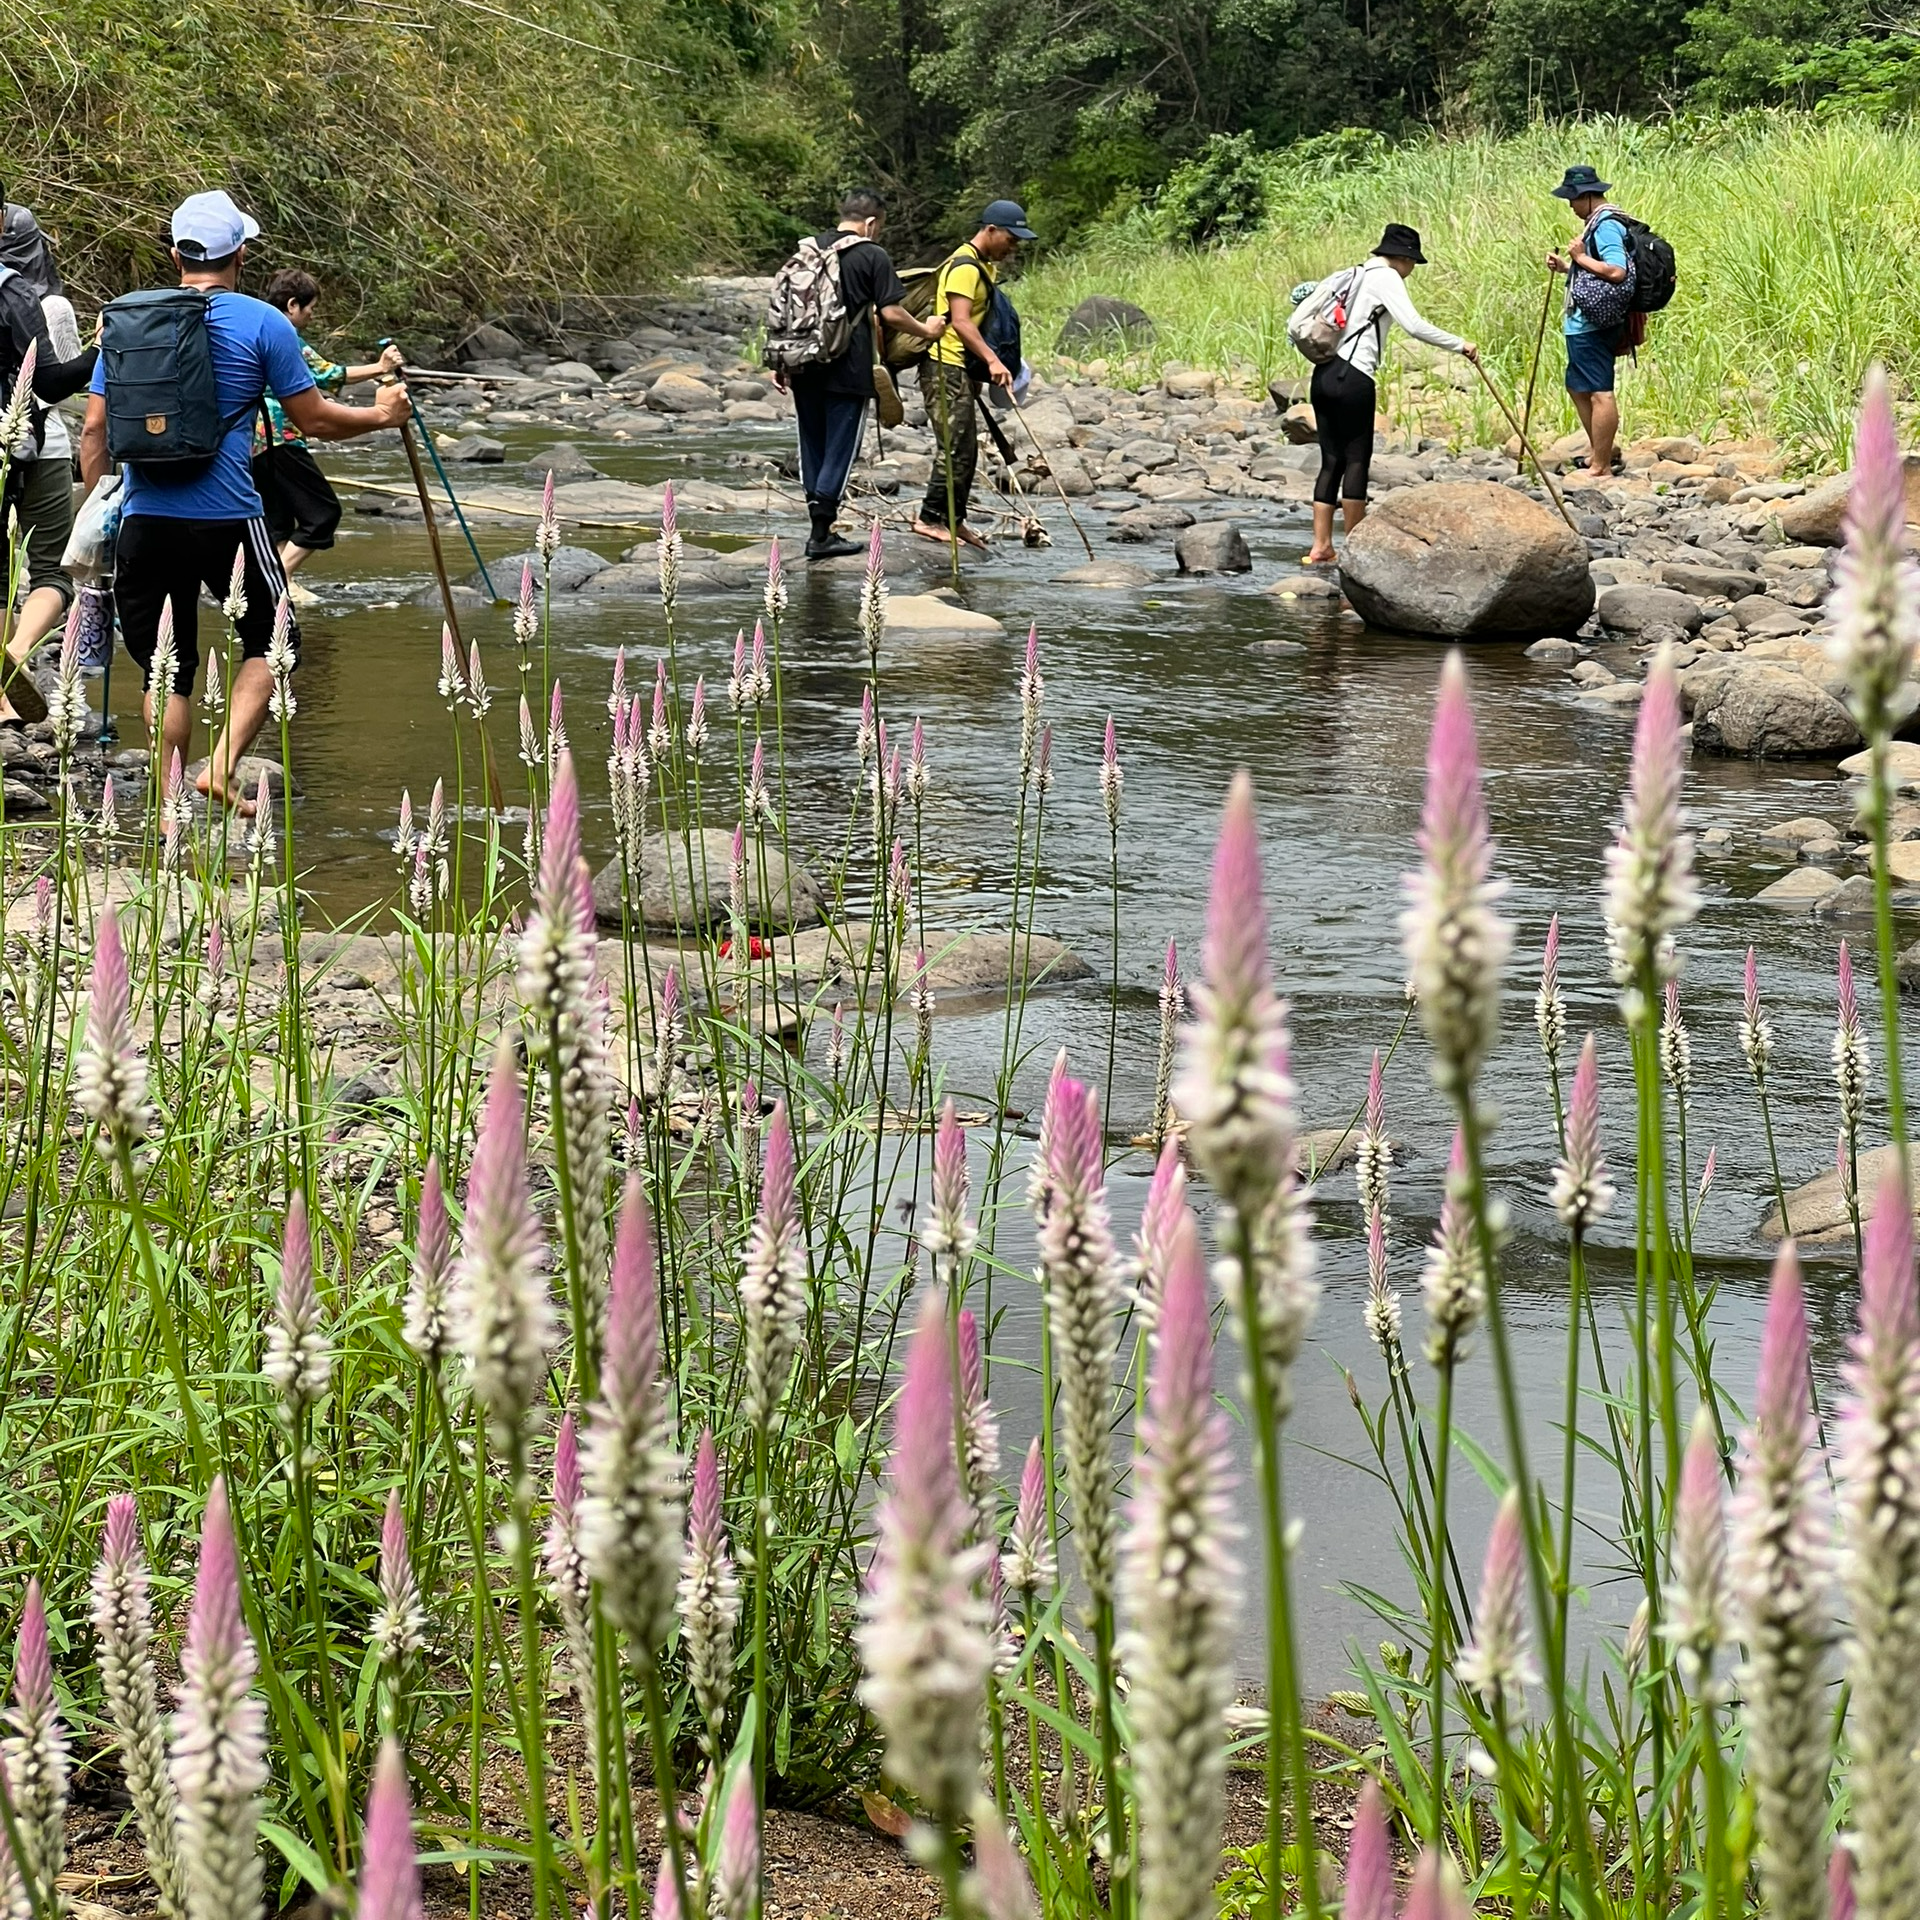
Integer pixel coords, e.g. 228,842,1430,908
913,362,985,550
805,391,866,560
196,519,297,814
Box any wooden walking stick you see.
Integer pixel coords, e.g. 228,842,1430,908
1470,358,1581,537
1009,394,1096,560
1519,268,1557,473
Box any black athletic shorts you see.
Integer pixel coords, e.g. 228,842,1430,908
254,442,342,551
114,514,297,701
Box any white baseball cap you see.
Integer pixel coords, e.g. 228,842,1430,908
171,190,261,262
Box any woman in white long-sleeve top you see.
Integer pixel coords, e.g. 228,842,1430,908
1302,223,1479,566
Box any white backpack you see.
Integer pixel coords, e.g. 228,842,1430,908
1287,262,1370,366
762,232,865,373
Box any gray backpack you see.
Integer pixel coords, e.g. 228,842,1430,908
762,232,864,372
1287,262,1368,366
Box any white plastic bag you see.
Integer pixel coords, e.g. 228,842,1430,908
61,472,121,579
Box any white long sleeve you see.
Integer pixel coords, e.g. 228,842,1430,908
1337,258,1466,375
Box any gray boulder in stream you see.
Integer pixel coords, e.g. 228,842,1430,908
473,546,608,594
590,828,825,934
1338,481,1594,639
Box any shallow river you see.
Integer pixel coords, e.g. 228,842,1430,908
210,408,1899,1690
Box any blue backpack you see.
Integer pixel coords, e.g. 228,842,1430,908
944,245,1022,384
99,287,259,473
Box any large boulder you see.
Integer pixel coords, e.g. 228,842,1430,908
1056,297,1155,352
455,322,523,365
1338,482,1594,639
1776,456,1920,544
527,442,602,484
1174,521,1252,574
590,829,824,934
1690,662,1863,758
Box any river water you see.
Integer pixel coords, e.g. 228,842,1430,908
220,409,1897,1690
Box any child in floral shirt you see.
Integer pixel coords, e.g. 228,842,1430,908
251,269,402,578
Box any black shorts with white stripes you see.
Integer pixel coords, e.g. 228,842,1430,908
114,513,298,701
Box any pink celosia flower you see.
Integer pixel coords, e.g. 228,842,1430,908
1603,646,1695,993
708,1765,758,1920
678,1428,740,1761
1122,1200,1237,1920
372,1490,425,1666
1535,913,1565,1068
1835,940,1870,1135
1099,714,1122,831
544,1412,595,1716
356,1738,423,1920
741,1100,808,1429
1457,1487,1536,1707
404,1156,452,1367
264,1192,329,1423
922,1097,976,1278
857,1298,992,1829
1344,1780,1394,1920
76,906,148,1148
6,1578,67,1900
1002,1437,1055,1601
1354,1048,1391,1219
1550,1034,1614,1234
580,1177,681,1658
1666,1405,1729,1685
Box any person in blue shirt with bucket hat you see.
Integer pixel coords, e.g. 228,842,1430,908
80,190,409,810
1547,164,1632,479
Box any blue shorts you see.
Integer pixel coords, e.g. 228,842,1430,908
1564,327,1620,395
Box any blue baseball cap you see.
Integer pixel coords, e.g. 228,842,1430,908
171,190,261,262
981,199,1037,242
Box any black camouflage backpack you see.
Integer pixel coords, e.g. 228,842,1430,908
762,232,865,373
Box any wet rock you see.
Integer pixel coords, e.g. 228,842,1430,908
1596,584,1705,635
780,922,1090,1003
1526,636,1580,661
543,360,603,391
1760,815,1842,847
439,435,504,463
590,830,823,934
1110,505,1192,542
884,594,1005,635
474,546,609,594
1267,375,1311,411
1569,660,1615,687
724,378,769,402
3,779,50,813
1057,297,1156,352
647,371,722,414
1754,867,1844,909
527,443,601,484
410,581,490,612
1813,873,1882,919
1691,663,1862,758
1054,561,1153,588
1174,522,1252,574
588,338,644,374
1119,438,1179,471
1580,681,1644,711
1764,1142,1915,1243
1338,482,1594,639
1265,573,1341,600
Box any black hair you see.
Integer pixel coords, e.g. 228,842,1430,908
175,243,241,272
266,268,322,313
838,188,886,222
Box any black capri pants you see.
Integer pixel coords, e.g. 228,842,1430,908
1310,357,1377,506
254,442,343,551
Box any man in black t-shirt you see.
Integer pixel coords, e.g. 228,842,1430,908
780,190,946,560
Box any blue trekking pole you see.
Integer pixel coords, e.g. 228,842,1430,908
378,339,501,603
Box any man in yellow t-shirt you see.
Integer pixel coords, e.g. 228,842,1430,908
912,198,1035,554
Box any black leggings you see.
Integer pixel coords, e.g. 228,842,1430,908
1310,357,1377,505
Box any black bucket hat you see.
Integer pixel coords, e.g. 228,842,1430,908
1375,222,1428,264
1551,164,1612,201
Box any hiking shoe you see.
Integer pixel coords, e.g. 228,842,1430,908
806,532,863,561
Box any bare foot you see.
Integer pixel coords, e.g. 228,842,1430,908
195,768,258,818
954,524,990,552
910,519,957,546
1303,547,1338,566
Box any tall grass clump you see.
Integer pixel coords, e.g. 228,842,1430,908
1019,114,1920,465
0,368,1918,1920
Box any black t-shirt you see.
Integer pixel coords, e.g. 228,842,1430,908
792,233,907,399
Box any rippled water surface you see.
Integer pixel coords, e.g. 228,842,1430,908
249,413,1901,1688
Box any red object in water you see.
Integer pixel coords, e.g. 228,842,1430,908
718,935,768,959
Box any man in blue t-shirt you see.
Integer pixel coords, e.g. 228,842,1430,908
79,190,409,811
1547,164,1632,480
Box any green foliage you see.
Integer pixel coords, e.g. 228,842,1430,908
1021,114,1920,465
1155,134,1272,246
4,0,842,330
